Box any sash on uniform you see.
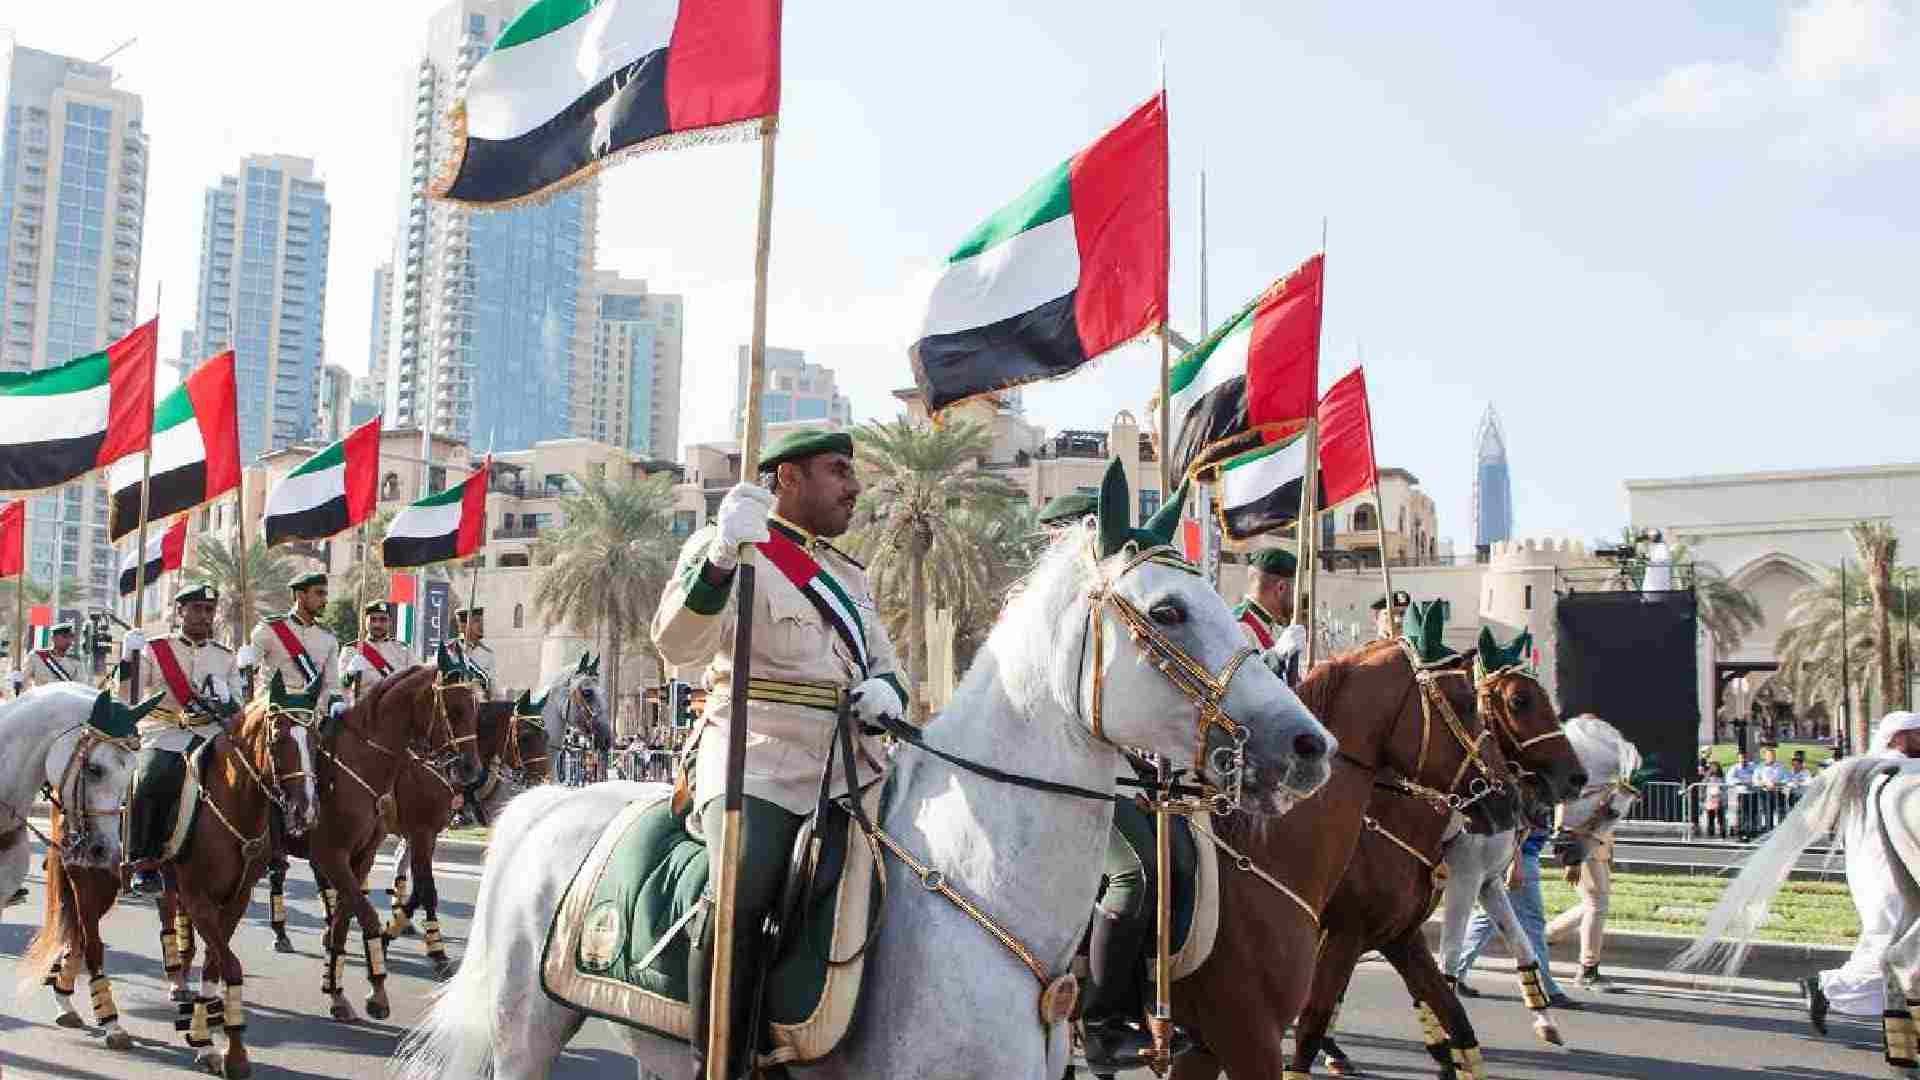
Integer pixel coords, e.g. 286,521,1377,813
268,619,323,691
755,528,870,678
1237,605,1276,650
147,639,200,713
358,640,396,679
36,650,73,682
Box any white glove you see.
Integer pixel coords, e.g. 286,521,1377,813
208,675,232,703
1275,624,1309,656
709,483,773,571
850,676,907,731
123,629,147,653
329,700,348,720
343,652,369,677
236,644,257,669
7,671,22,692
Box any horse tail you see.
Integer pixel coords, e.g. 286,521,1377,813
17,851,77,998
1672,754,1887,975
393,782,576,1080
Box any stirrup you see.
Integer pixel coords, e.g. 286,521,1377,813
1081,1017,1192,1070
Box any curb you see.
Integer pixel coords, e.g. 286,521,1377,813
1418,919,1850,987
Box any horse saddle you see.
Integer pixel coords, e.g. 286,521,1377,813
541,786,883,1068
128,734,217,865
1104,798,1221,982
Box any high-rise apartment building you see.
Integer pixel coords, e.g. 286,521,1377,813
586,271,683,458
362,259,392,406
385,0,596,451
1472,404,1513,558
0,43,149,607
316,363,354,442
733,346,852,437
191,153,331,460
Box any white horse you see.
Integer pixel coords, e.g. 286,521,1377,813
0,684,141,910
395,525,1336,1080
1438,715,1642,1048
1677,753,1920,1078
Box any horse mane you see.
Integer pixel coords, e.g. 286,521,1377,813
946,526,1093,722
1292,638,1400,720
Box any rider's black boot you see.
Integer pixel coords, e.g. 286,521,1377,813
1081,909,1158,1071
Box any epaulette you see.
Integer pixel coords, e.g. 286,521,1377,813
344,639,361,648
818,540,866,571
207,640,233,652
264,614,287,624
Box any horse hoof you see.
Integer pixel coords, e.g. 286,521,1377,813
1327,1057,1359,1077
104,1030,133,1051
1536,1022,1564,1047
223,1056,253,1079
197,1051,223,1076
272,937,296,954
366,996,391,1021
54,1011,84,1029
329,1001,358,1023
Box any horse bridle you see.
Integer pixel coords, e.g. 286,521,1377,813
502,705,551,780
1351,643,1511,814
37,725,138,861
426,674,482,763
1475,664,1570,761
1080,539,1258,805
244,704,311,821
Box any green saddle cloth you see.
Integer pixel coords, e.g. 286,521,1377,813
1108,796,1202,959
128,736,212,865
542,793,881,1059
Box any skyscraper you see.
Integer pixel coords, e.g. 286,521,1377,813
1472,404,1513,557
190,153,331,460
733,346,852,437
0,42,149,606
385,0,596,451
362,259,392,405
316,363,354,442
587,271,683,458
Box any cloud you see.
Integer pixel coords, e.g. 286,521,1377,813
1606,0,1920,156
1756,309,1911,354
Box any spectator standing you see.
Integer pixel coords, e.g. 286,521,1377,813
1726,750,1760,839
1755,746,1792,832
1701,763,1727,839
1786,751,1815,808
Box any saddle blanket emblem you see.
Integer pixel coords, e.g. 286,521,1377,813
541,787,884,1067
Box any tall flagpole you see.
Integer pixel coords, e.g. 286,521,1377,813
234,477,254,649
1153,38,1172,497
127,282,160,697
1361,370,1394,609
709,114,779,1080
12,503,25,684
1296,223,1328,667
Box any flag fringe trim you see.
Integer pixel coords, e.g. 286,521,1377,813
923,319,1167,423
428,101,773,210
1183,420,1310,486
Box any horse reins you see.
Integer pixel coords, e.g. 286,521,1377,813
7,724,136,859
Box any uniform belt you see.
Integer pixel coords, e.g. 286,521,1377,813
743,677,846,712
147,708,193,729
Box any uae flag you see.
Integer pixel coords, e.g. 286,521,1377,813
1213,436,1327,541
383,457,490,568
263,417,382,545
1167,255,1323,482
0,500,23,579
390,574,418,646
29,605,51,650
107,351,241,542
1316,367,1378,508
117,515,188,597
910,95,1168,413
0,320,156,491
432,0,781,206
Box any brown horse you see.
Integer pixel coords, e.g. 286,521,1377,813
379,699,552,976
294,661,481,1023
1162,638,1518,1080
142,696,318,1078
20,808,133,1050
1291,662,1587,1078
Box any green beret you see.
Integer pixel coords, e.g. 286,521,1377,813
455,607,483,622
364,600,393,616
1036,492,1097,527
1246,548,1297,576
173,583,219,606
289,571,328,592
758,429,854,472
1370,589,1413,611
49,622,75,636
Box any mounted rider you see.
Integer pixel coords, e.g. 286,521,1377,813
1237,547,1309,686
123,583,242,895
339,600,409,704
651,429,910,1077
1373,588,1412,640
446,607,497,700
12,621,82,694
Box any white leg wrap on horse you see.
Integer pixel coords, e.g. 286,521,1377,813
89,975,118,1026
1887,1009,1919,1066
1517,961,1551,1010
271,890,287,927
224,981,246,1033
1451,1042,1486,1080
424,917,444,956
324,949,345,996
161,928,181,973
364,933,387,981
178,998,212,1047
1415,1001,1447,1049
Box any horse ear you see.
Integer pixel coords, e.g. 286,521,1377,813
130,692,165,722
589,654,601,676
1510,629,1533,667
437,643,457,676
1476,626,1499,664
575,653,588,675
1403,601,1454,664
1138,478,1188,549
1096,457,1131,559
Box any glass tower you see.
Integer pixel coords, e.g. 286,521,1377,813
1472,405,1513,556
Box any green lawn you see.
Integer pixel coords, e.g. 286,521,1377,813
1701,742,1835,768
1540,869,1858,945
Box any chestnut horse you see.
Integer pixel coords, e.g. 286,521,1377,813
146,696,319,1078
380,699,552,976
20,808,135,1051
1291,662,1588,1078
1163,638,1519,1080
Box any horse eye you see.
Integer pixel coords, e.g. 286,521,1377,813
1148,600,1185,626
86,764,103,779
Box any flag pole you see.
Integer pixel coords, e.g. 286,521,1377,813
1297,221,1328,667
709,113,779,1080
1360,370,1394,609
1155,42,1172,499
127,281,160,698
12,503,25,682
234,477,253,649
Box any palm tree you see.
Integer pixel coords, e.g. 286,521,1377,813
844,419,1023,721
1774,560,1913,751
1852,520,1900,741
531,472,680,728
186,534,297,647
1687,557,1765,656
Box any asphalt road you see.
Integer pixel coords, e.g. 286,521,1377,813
0,838,1876,1079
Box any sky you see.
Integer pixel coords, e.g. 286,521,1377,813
5,0,1916,553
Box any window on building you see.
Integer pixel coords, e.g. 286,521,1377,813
1139,489,1160,520
498,553,529,568
512,603,524,628
1352,502,1377,533
673,510,697,538
427,466,446,494
1524,584,1533,611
